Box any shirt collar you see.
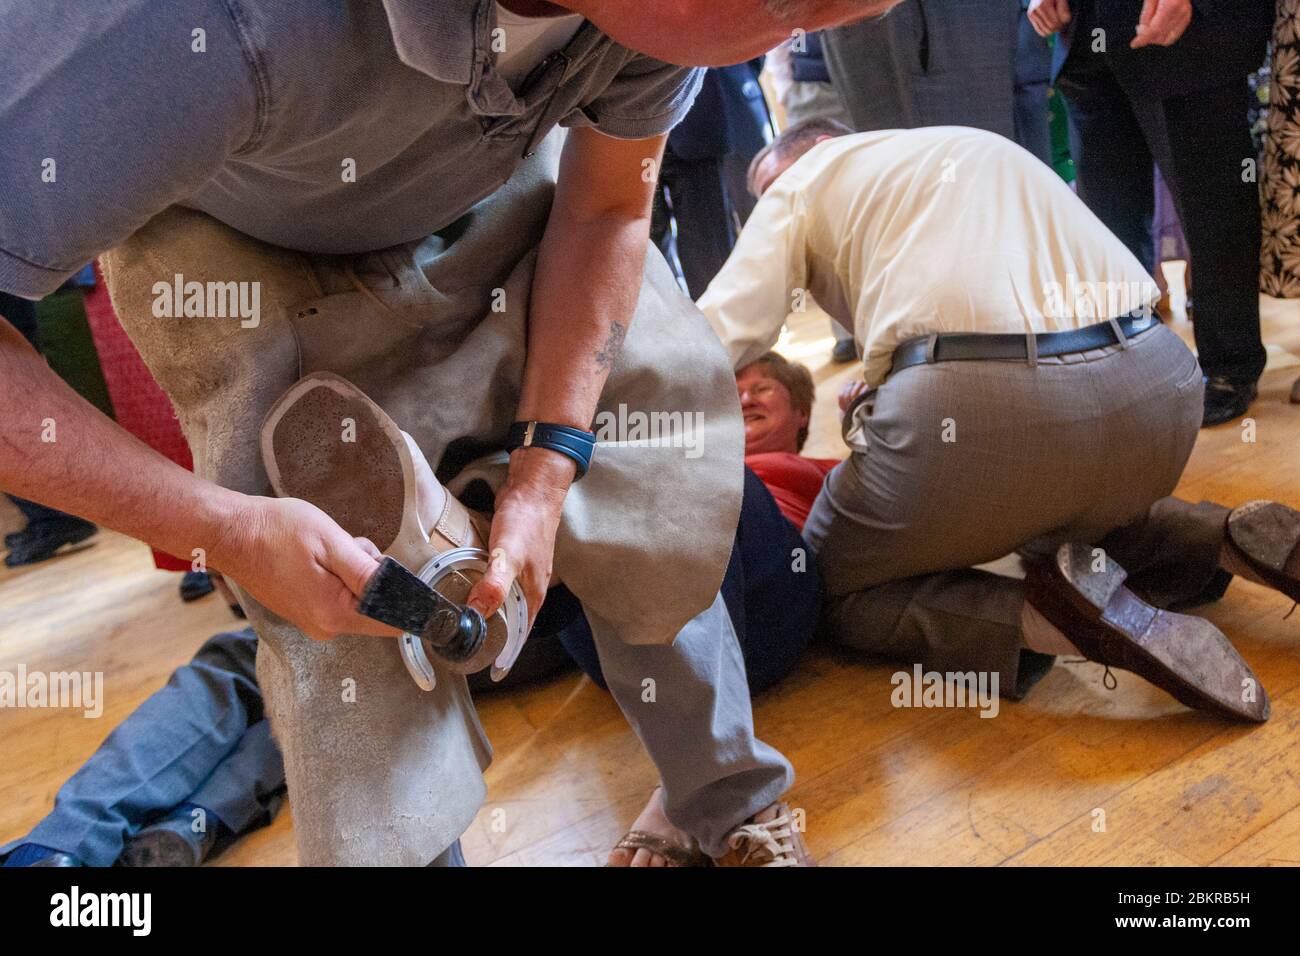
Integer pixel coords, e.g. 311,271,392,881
381,0,485,84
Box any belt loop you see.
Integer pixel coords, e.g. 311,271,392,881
1025,329,1038,368
1108,316,1131,349
925,333,939,364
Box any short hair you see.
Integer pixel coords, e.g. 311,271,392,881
745,351,816,451
746,117,854,196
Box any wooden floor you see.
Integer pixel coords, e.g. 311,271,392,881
2,288,1298,867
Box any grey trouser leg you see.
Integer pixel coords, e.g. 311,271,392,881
807,325,1210,698
823,0,1021,137
822,569,1051,700
188,719,286,839
820,497,1231,701
586,593,794,859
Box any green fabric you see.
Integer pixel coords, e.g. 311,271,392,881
1047,38,1076,184
35,288,115,419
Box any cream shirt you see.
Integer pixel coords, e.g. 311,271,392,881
697,127,1160,386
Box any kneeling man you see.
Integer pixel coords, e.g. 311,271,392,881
700,121,1300,721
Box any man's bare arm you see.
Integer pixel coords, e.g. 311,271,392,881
0,312,395,640
468,128,666,625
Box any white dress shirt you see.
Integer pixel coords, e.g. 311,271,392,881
697,127,1159,386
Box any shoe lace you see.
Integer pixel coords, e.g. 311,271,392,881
727,813,798,867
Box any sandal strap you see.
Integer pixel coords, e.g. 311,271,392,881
613,831,711,867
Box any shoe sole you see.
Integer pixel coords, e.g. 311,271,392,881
1026,544,1269,723
1226,500,1300,604
260,372,508,674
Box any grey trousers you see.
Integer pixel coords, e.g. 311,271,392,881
590,594,792,857
804,325,1226,697
823,0,1021,138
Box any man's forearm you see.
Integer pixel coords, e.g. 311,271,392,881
0,315,243,565
516,209,651,430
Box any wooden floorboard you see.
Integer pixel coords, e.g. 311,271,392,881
1,293,1298,866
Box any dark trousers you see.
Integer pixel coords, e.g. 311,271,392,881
1056,47,1266,382
0,629,285,866
650,148,744,300
824,0,1021,139
554,467,821,695
0,291,82,530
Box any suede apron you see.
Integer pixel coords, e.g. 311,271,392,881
100,135,745,865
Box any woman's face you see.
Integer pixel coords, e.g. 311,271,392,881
736,363,808,455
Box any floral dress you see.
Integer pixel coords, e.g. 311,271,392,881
1263,1,1300,297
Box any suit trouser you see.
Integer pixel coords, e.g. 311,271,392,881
803,325,1226,698
0,630,284,867
823,0,1021,138
1056,45,1266,383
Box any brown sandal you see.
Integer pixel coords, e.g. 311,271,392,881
609,831,712,868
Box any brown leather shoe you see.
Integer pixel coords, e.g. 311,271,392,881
1025,544,1269,723
713,802,814,867
1226,501,1300,604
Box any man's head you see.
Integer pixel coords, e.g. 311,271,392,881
736,352,815,455
747,116,853,196
564,0,901,67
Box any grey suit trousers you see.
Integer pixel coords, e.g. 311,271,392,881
803,325,1228,697
823,0,1022,138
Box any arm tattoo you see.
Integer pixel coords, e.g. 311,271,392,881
594,321,627,369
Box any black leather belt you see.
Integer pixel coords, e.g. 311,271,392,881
888,311,1159,377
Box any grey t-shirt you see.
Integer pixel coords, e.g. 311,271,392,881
0,0,703,298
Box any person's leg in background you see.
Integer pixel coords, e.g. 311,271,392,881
1013,0,1053,166
666,154,742,299
118,718,285,866
1055,50,1156,270
0,290,98,566
1,628,270,867
1132,80,1267,424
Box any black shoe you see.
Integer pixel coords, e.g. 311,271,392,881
1201,376,1257,427
4,519,98,567
120,812,219,867
831,338,856,364
4,528,27,549
179,570,215,602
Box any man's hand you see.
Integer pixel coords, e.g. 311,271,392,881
212,496,400,641
466,447,573,631
1131,0,1193,48
1027,0,1072,37
839,379,870,415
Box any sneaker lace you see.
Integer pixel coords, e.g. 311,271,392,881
727,813,798,867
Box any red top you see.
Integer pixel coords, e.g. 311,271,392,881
745,452,839,531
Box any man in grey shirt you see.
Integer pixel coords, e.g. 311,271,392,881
0,0,898,866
